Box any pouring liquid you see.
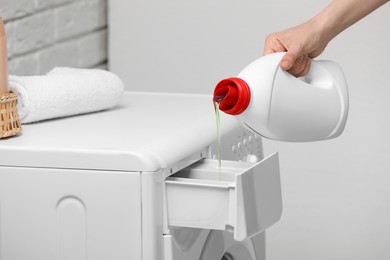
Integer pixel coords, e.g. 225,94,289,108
214,100,222,180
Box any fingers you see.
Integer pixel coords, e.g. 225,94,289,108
263,34,287,55
263,32,312,77
280,53,312,77
280,51,302,72
279,60,291,70
294,57,311,77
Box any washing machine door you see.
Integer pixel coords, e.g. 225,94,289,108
199,230,264,260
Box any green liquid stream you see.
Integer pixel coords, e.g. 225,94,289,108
214,101,222,180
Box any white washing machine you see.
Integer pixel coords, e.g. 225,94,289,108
0,92,282,260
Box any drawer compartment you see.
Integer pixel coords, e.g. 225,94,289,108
165,153,282,241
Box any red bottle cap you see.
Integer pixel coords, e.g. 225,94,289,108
213,77,251,115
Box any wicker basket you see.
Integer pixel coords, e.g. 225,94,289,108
0,90,22,139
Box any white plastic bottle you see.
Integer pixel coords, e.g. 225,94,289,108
213,52,349,142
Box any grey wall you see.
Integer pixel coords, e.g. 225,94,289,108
109,0,390,259
1,0,107,76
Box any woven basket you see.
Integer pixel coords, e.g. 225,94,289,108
0,90,22,139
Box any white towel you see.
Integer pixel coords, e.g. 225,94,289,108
9,67,125,124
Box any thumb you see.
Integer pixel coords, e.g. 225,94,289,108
279,51,298,71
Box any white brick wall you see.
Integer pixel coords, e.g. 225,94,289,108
0,0,107,76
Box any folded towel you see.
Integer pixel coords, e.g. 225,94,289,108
9,67,125,124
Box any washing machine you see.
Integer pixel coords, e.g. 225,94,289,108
0,92,282,260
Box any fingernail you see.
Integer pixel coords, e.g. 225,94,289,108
280,60,291,70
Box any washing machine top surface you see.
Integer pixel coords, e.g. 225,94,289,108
0,92,239,172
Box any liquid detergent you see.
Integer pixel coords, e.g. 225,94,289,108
213,101,222,180
213,52,349,142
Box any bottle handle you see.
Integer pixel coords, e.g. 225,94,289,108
298,60,335,89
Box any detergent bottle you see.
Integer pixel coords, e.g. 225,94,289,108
213,52,349,142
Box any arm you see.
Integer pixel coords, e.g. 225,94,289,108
264,0,389,77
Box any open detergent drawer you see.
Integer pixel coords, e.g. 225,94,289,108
165,152,282,241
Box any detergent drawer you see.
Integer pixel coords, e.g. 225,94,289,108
165,152,282,241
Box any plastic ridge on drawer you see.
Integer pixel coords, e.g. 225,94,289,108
165,177,234,188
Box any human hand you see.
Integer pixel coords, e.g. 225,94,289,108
263,0,390,77
263,20,329,77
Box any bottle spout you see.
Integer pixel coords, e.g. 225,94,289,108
213,77,251,115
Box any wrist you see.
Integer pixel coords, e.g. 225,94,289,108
304,16,332,48
308,0,350,44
